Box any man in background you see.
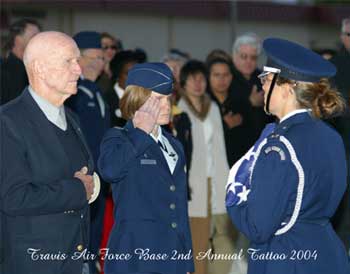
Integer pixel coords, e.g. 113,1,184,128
66,31,110,274
230,33,270,165
0,18,41,105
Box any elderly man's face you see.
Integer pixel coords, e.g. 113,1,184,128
43,41,82,96
233,44,258,78
341,23,350,51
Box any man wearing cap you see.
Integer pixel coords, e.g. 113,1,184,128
98,63,194,274
66,31,110,274
1,31,95,274
226,38,349,274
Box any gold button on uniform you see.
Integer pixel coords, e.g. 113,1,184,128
170,185,176,192
77,244,84,251
170,203,176,210
171,222,177,229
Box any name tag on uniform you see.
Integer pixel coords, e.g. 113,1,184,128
87,102,96,107
140,159,157,165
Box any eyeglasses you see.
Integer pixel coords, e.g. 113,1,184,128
102,45,117,50
239,53,258,61
342,32,350,37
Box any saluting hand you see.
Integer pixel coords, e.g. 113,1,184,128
74,166,94,201
133,95,160,134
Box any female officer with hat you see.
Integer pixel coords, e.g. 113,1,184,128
226,38,349,274
98,63,194,274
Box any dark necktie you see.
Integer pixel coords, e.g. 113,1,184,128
158,140,168,153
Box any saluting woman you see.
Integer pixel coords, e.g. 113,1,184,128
98,62,194,274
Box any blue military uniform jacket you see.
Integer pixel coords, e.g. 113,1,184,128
0,88,93,274
227,111,350,274
66,78,110,166
98,121,194,274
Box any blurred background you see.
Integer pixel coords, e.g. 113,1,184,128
1,0,350,61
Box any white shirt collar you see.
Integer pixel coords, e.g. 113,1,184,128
150,126,178,174
28,86,67,130
150,125,163,143
279,109,310,123
114,82,125,99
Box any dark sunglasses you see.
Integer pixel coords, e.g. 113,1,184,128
102,45,117,50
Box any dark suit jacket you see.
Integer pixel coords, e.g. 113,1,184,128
229,67,272,164
98,121,194,274
0,88,93,274
0,53,28,105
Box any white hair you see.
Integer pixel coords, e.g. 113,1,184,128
232,32,262,55
161,50,188,64
341,18,350,33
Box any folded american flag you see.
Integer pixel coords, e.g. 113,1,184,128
226,123,276,206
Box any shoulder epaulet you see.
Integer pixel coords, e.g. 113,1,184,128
78,85,94,99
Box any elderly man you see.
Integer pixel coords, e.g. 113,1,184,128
0,18,41,105
330,17,350,252
0,31,95,274
230,33,271,166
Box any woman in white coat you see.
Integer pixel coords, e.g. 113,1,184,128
178,60,236,274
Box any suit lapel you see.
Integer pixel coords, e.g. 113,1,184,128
148,141,172,176
65,110,94,174
21,89,71,176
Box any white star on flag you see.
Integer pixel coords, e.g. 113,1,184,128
230,181,243,194
237,186,251,205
